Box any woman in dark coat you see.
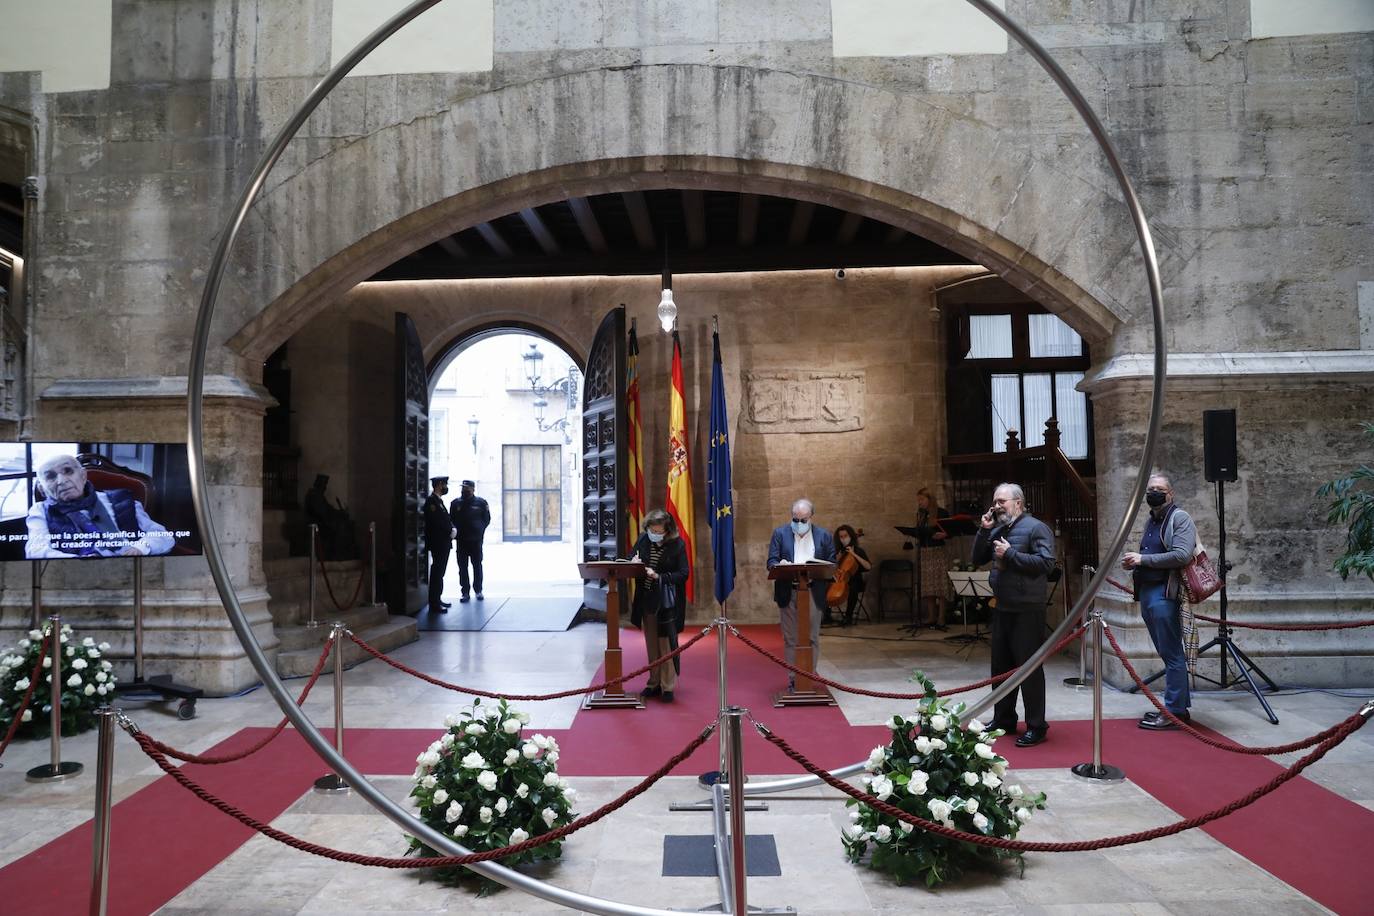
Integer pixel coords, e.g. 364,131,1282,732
629,508,690,702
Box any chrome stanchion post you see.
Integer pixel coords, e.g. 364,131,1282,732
368,521,377,606
28,616,84,781
89,706,116,916
307,523,320,628
314,622,349,792
133,557,145,683
725,707,748,916
1071,608,1125,782
697,615,732,787
1063,565,1094,689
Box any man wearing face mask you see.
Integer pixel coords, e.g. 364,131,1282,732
971,482,1056,747
1122,473,1198,730
767,498,836,690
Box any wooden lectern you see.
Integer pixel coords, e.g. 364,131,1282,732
579,560,647,709
768,561,838,707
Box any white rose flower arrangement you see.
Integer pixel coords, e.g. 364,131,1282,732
406,699,576,896
843,671,1047,888
0,625,116,740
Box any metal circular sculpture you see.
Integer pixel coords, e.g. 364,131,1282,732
187,0,1166,907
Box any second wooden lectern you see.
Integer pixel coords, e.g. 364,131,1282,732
578,560,647,709
768,561,838,707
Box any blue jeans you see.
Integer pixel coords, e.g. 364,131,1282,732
1139,581,1190,713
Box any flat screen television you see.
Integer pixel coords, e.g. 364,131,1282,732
0,442,203,561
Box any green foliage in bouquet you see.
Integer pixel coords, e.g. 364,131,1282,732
405,699,577,896
842,672,1047,888
0,623,117,739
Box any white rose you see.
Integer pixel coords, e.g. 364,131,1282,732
21,709,32,722
543,772,560,787
83,684,96,696
992,761,1007,776
521,742,539,759
67,674,82,687
452,824,468,837
967,718,986,734
541,807,557,827
905,714,922,726
465,723,487,737
95,672,107,684
18,639,30,650
87,649,101,659
874,824,892,843
503,749,520,766
907,779,928,797
1015,807,1031,823
42,657,51,669
495,796,509,815
516,783,530,799
502,718,522,735
843,824,866,840
546,750,560,765
427,739,442,754
444,801,463,823
962,772,979,787
898,821,914,834
1007,784,1024,799
98,642,110,651
974,743,995,760
914,736,932,754
461,751,488,769
515,711,531,724
533,734,551,750
927,799,952,820
66,646,74,657
973,812,989,831
871,776,894,801
929,739,948,751
848,810,862,822
929,714,948,731
866,746,886,770
101,661,112,671
422,751,441,768
479,806,493,823
14,677,29,691
964,798,978,814
545,736,560,753
433,788,449,805
443,714,459,728
421,775,437,789
982,772,1002,789
562,787,577,801
82,637,95,648
477,770,498,791
440,733,455,749
859,775,872,787
97,685,108,695
510,827,529,843
29,629,43,640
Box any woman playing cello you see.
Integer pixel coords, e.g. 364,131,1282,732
824,524,872,627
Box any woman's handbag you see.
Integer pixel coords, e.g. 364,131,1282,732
1181,539,1222,603
656,577,678,623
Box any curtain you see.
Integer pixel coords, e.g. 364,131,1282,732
1028,313,1082,358
1055,372,1088,458
968,314,1013,359
990,374,1019,452
1022,373,1053,447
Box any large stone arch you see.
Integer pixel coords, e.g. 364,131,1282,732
222,63,1152,361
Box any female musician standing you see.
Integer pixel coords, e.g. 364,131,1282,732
629,508,690,702
826,524,872,627
916,487,951,628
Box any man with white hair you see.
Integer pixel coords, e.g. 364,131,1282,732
25,454,174,558
971,482,1056,747
767,497,836,691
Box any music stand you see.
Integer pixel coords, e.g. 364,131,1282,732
946,570,993,653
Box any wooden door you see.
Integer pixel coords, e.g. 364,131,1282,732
392,312,429,614
580,306,627,610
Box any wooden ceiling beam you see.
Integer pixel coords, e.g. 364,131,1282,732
681,190,707,249
787,201,816,246
835,211,864,245
622,191,656,251
475,221,514,257
567,197,608,253
518,206,561,255
736,193,759,247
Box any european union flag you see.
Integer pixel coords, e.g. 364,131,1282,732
708,327,736,605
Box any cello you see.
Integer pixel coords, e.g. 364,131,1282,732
825,527,864,607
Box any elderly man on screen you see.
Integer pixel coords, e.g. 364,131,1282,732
25,455,174,558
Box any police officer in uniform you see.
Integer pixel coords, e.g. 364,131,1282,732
423,476,455,613
450,479,491,602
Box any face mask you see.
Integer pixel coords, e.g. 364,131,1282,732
839,537,850,547
647,531,665,543
792,520,811,536
1146,491,1167,508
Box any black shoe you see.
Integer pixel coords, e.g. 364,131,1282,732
1140,711,1189,731
1015,727,1049,747
459,595,471,603
640,686,662,699
821,618,840,628
476,592,484,600
661,691,675,703
440,601,452,608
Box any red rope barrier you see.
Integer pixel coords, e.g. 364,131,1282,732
0,629,51,761
127,717,716,868
317,556,367,613
1101,624,1362,755
727,624,1087,700
755,708,1370,853
140,635,336,765
346,626,711,701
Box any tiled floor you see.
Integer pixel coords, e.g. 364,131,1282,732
2,620,1369,914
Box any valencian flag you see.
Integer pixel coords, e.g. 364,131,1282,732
625,320,646,551
708,325,736,605
665,329,696,602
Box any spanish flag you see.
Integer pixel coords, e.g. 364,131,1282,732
666,329,696,602
625,320,646,551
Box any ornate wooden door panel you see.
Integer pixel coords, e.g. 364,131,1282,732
580,306,627,611
392,312,429,614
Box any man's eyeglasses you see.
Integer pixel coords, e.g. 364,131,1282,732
791,517,811,524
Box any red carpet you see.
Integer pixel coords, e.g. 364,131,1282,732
1,626,1369,915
